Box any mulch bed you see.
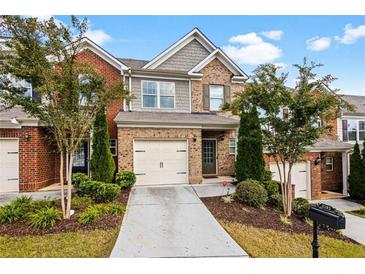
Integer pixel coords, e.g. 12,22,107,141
0,188,131,237
202,196,355,243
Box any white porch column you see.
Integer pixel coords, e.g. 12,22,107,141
342,151,349,195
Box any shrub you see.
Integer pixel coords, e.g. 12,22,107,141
270,192,283,210
0,196,34,223
30,199,59,211
72,172,91,189
221,195,234,204
78,204,125,224
260,179,279,197
115,171,136,189
28,207,62,229
71,195,93,210
77,180,120,202
292,197,310,219
235,179,268,208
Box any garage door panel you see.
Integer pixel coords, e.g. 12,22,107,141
134,140,188,186
0,139,19,193
270,161,309,199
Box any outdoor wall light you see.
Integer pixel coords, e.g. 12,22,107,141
24,133,31,142
314,156,321,165
192,134,197,142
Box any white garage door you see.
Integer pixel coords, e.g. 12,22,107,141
270,161,310,199
134,140,188,186
0,139,20,193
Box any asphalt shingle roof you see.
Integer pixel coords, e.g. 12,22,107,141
341,94,365,115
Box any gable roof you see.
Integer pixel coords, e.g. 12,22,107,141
117,58,149,70
341,94,365,115
142,28,217,70
79,37,129,72
188,48,249,80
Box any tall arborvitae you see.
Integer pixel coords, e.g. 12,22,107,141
235,107,265,182
348,142,364,199
90,107,115,182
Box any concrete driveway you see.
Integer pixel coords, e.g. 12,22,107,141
313,199,365,245
110,185,248,258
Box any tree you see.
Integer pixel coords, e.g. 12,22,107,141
0,16,128,218
235,106,265,182
231,59,352,216
349,142,365,199
90,107,115,182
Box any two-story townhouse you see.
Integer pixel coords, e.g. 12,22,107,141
114,28,248,186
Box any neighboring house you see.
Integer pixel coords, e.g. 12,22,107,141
0,29,363,201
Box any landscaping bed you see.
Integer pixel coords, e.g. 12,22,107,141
347,208,365,219
202,196,365,257
0,189,130,237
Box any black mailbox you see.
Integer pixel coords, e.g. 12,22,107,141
310,203,346,230
309,203,346,258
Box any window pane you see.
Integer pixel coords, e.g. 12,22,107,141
143,81,157,95
210,98,224,111
160,82,174,96
210,85,224,98
349,131,357,141
359,121,365,131
160,96,174,108
360,131,365,142
347,120,357,131
143,95,157,108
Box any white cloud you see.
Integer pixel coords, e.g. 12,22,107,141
261,30,284,40
306,36,331,51
229,32,263,45
85,29,111,46
335,24,365,44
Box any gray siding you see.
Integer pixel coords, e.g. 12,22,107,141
129,77,190,113
156,39,210,72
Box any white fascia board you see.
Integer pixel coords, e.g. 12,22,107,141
142,28,216,70
80,38,128,73
188,49,249,80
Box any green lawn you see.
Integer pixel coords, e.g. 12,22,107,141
0,228,119,258
347,208,365,219
220,220,365,258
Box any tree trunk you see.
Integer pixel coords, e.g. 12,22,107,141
59,151,66,218
65,151,74,219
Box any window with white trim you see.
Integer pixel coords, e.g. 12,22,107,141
347,120,357,141
229,139,236,155
343,119,365,142
359,121,365,142
142,81,175,109
209,85,224,111
110,139,117,156
325,157,333,171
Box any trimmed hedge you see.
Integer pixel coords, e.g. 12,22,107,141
235,179,268,208
72,173,91,189
292,197,310,219
76,180,120,202
115,171,136,189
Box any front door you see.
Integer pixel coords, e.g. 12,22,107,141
202,139,217,176
72,140,89,175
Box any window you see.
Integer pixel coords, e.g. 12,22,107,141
359,121,365,142
8,76,32,97
347,120,357,141
209,85,224,111
282,108,289,120
142,81,175,109
229,139,236,155
325,157,333,171
110,139,117,156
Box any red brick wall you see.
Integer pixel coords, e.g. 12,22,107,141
320,152,343,192
76,49,123,140
0,127,59,191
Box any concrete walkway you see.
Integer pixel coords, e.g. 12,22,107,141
313,199,365,245
0,191,63,205
110,185,247,258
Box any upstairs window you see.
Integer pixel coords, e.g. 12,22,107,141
347,120,357,141
229,139,236,155
110,139,117,156
209,85,224,111
342,119,365,142
142,81,175,109
359,121,365,141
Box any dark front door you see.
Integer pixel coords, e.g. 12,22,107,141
202,139,217,175
72,140,89,174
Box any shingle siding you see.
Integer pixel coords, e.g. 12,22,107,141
156,39,210,72
129,77,190,113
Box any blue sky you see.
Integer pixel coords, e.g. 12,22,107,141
56,16,365,96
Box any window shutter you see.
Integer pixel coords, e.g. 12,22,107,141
342,120,348,141
224,85,231,104
203,84,210,110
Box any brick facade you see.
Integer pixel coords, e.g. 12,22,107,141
117,127,203,183
0,127,59,191
191,58,244,112
202,130,236,176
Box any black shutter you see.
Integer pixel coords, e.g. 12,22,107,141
342,120,348,141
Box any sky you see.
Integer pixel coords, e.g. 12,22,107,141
55,15,365,96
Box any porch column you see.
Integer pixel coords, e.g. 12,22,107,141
342,151,349,195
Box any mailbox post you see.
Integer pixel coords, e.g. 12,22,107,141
309,203,346,258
